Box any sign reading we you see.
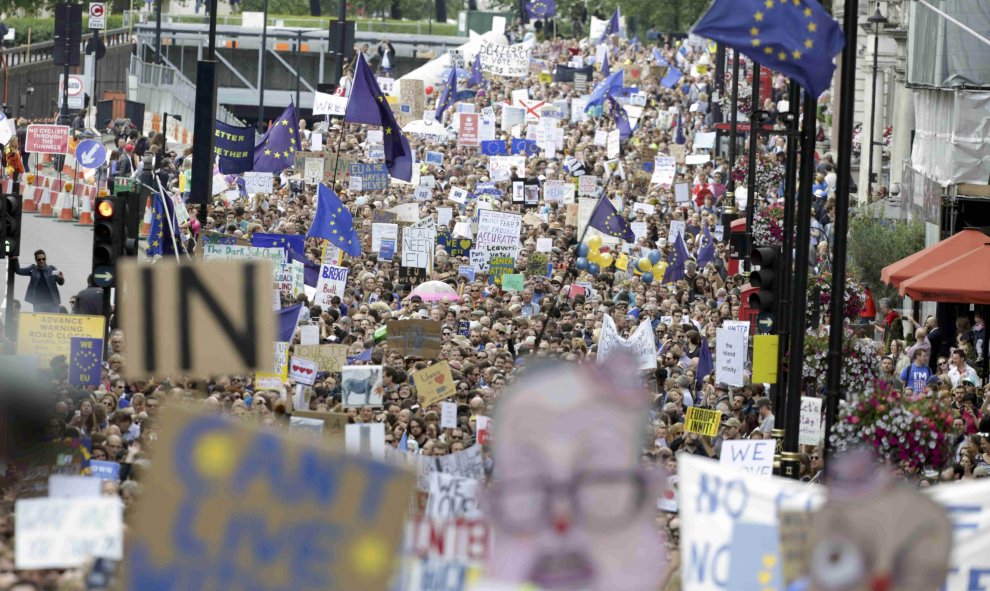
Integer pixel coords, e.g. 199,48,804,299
118,260,274,379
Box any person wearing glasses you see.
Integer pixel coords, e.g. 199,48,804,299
10,249,65,313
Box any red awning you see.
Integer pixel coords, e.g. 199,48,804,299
898,243,990,304
880,228,989,287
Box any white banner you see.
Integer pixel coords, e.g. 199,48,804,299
371,223,398,254
313,264,349,309
597,315,657,370
715,327,747,387
15,497,123,569
243,171,273,195
718,440,775,477
478,42,530,78
798,397,824,446
312,91,348,116
473,210,522,273
651,156,677,186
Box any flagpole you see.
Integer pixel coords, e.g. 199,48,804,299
330,120,349,186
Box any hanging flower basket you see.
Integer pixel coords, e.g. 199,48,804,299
807,273,866,324
803,335,881,397
751,203,785,247
730,155,785,200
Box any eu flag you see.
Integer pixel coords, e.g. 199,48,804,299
653,47,669,66
287,249,321,288
584,69,624,112
146,194,181,257
511,138,540,156
468,53,484,87
696,336,714,386
524,0,555,18
692,0,845,98
602,7,621,40
307,183,362,257
481,140,507,156
600,50,610,77
697,224,716,267
214,121,255,174
661,66,683,89
344,54,413,181
662,233,690,283
607,95,632,142
253,102,300,173
276,303,304,341
436,66,457,122
587,196,635,243
251,232,306,257
675,112,687,145
69,336,103,387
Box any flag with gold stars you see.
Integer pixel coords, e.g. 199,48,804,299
344,54,413,182
253,102,301,173
587,195,635,243
307,183,362,257
692,0,845,98
69,336,103,387
251,233,306,257
145,193,181,258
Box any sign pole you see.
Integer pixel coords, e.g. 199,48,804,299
189,0,219,235
4,173,18,353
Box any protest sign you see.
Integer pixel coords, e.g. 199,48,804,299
478,42,529,77
291,410,348,441
118,260,274,380
48,474,102,498
487,256,515,286
412,360,455,407
123,405,412,589
425,150,444,166
288,356,319,386
402,225,435,270
457,113,479,146
342,365,384,407
607,129,621,159
578,174,599,196
17,313,105,369
388,320,442,358
312,264,349,309
719,440,775,477
722,320,751,334
426,473,482,520
295,344,348,373
345,422,387,460
501,273,524,291
440,402,458,429
500,106,526,130
488,155,526,182
413,186,432,201
350,162,390,191
304,157,324,184
798,397,823,446
715,327,747,387
674,182,692,204
668,219,687,245
16,497,123,569
527,252,549,277
458,266,476,281
243,171,274,194
597,315,658,370
536,238,553,253
299,324,319,345
473,210,522,273
684,406,721,437
651,156,677,186
202,243,285,266
312,91,348,116
400,78,426,119
90,460,120,482
372,223,399,253
68,336,102,387
380,238,396,261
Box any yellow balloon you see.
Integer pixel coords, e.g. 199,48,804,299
587,249,601,264
586,235,603,251
615,254,629,271
599,253,614,268
637,257,653,272
652,261,668,277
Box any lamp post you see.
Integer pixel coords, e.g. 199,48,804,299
866,4,887,200
258,0,271,133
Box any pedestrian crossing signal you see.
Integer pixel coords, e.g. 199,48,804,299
0,194,22,258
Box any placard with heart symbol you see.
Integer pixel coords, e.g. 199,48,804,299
288,357,319,386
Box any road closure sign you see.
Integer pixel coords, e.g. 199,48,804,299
25,125,70,155
17,313,106,369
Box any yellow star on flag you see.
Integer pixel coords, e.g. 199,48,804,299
750,27,760,35
264,149,272,155
805,38,814,48
755,10,764,21
752,39,761,47
808,22,817,32
765,0,773,8
792,50,802,59
778,51,787,60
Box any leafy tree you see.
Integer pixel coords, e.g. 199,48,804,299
847,207,925,302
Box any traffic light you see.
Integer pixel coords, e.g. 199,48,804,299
0,193,23,258
93,195,123,285
748,246,780,312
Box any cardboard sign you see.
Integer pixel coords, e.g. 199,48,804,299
290,410,348,442
719,440,775,477
288,356,319,386
294,344,348,373
25,124,70,154
501,273,524,291
478,41,529,77
799,397,824,446
123,406,413,589
715,327,747,387
18,313,105,369
313,264,349,309
426,473,482,519
412,360,455,408
16,497,123,569
342,365,384,407
684,406,721,437
117,260,274,380
243,172,274,194
440,402,458,429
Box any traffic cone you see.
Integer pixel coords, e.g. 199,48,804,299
23,186,38,213
56,192,76,221
76,194,94,225
38,188,55,217
140,197,153,238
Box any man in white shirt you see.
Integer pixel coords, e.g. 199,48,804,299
948,348,981,388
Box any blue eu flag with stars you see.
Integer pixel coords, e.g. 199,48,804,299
344,54,413,181
69,337,103,387
307,184,362,257
692,0,845,98
251,233,306,257
435,66,457,122
587,196,635,243
146,194,181,257
663,233,691,283
253,102,300,173
511,138,540,156
481,140,507,156
524,0,555,18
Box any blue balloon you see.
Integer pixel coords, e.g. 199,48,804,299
575,256,589,270
647,249,662,265
641,271,654,284
588,262,601,276
576,243,589,257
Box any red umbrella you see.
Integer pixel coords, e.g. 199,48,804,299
898,243,990,304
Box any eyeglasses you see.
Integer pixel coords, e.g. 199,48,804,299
487,470,647,534
36,258,46,262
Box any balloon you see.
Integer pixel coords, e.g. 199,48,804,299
599,252,614,268
637,257,653,273
425,86,434,95
576,243,589,257
587,249,602,264
616,253,629,270
575,256,589,270
641,272,654,285
586,235,603,251
647,249,662,265
652,261,667,275
588,262,601,276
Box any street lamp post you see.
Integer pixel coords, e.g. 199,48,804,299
258,0,271,133
866,4,887,200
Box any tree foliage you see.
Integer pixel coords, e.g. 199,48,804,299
847,208,925,302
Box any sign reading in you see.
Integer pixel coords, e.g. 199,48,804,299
117,260,275,379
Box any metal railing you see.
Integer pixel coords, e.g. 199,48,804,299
3,28,134,68
129,54,246,127
122,10,459,36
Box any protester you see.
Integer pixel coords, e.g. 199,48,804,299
10,250,65,312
